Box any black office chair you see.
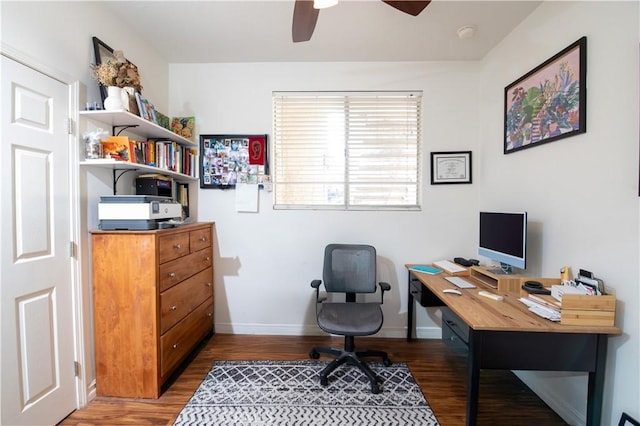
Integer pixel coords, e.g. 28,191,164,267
309,244,392,394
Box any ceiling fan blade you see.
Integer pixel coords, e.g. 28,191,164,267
292,0,320,43
382,0,431,16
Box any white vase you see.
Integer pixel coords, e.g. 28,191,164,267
121,87,135,112
103,86,124,110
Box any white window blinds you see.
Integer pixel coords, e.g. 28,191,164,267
272,91,422,210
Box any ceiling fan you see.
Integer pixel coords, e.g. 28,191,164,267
292,0,432,43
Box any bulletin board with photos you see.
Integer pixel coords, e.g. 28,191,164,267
199,134,268,189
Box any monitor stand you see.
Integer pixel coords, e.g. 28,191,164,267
487,263,513,275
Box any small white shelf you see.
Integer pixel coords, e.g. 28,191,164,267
80,159,197,183
79,109,196,147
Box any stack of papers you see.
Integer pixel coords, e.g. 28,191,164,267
551,283,589,302
519,297,561,322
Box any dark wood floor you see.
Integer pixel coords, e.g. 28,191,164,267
59,334,567,425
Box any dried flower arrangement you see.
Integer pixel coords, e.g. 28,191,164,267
91,50,142,92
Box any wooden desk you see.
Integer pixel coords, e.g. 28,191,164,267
406,267,621,426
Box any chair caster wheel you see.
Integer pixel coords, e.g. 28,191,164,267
309,350,320,359
320,377,328,386
371,384,380,394
383,358,392,367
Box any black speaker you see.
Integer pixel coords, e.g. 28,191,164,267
522,281,551,295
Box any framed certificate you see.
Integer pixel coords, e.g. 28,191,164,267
430,151,472,185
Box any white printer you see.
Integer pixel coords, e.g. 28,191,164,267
98,195,182,230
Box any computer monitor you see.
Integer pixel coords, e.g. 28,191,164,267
478,211,527,274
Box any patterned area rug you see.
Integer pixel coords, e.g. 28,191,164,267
173,360,440,425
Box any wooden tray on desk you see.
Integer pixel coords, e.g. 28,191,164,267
520,290,616,327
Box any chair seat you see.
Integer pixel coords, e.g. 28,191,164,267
317,303,383,336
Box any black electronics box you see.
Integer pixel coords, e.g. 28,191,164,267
136,177,172,197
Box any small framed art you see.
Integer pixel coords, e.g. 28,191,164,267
430,151,472,185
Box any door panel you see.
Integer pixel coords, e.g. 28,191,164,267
1,55,76,426
17,288,57,405
14,146,52,259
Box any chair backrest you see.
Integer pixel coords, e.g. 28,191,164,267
322,244,377,294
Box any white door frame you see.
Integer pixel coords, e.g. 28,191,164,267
1,41,91,410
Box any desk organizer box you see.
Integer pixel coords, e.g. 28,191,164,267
559,294,616,326
519,278,616,327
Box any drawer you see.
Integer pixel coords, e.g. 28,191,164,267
442,319,469,355
190,227,211,253
409,278,443,307
158,232,190,263
160,298,213,377
160,267,213,334
159,248,213,292
442,307,469,344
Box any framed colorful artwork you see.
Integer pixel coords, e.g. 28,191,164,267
504,36,587,154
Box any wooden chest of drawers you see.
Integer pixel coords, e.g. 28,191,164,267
91,222,214,398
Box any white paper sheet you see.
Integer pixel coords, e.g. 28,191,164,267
235,183,259,212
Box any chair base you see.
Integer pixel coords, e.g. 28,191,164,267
309,342,392,394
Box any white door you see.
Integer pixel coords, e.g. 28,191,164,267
1,55,77,425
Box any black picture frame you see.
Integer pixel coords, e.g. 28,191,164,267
504,36,587,154
430,151,472,185
619,413,640,426
92,36,139,110
91,37,117,109
200,134,269,189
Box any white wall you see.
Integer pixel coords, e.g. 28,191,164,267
478,1,639,425
1,2,169,112
170,61,481,337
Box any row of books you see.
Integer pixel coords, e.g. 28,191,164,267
99,136,198,177
131,92,195,142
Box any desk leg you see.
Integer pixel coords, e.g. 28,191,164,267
586,334,608,426
407,272,414,341
466,330,480,426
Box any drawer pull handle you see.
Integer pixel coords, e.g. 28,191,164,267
169,272,176,278
199,236,206,242
207,312,212,317
172,344,178,349
206,282,212,287
170,305,177,311
205,256,211,261
174,243,181,250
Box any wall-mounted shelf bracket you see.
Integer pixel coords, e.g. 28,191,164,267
113,124,139,137
112,168,138,195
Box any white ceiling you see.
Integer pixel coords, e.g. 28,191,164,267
102,0,542,63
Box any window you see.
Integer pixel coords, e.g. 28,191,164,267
272,91,422,210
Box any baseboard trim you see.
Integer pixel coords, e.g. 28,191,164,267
213,323,442,340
